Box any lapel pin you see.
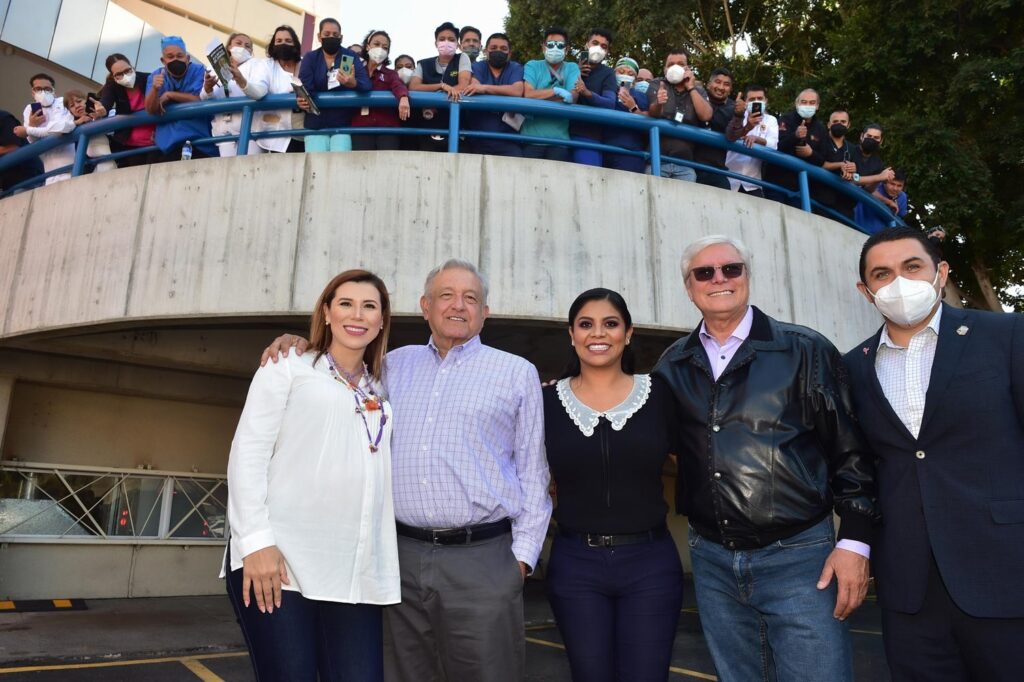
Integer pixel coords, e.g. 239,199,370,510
863,347,870,355
956,325,969,336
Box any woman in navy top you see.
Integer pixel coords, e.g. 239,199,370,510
297,17,371,153
542,288,684,682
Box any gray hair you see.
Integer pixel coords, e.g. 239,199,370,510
794,88,819,105
423,258,490,304
680,235,753,280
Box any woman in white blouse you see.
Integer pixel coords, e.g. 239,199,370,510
224,269,399,681
200,32,262,156
244,25,307,154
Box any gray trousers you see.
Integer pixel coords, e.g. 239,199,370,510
383,532,525,682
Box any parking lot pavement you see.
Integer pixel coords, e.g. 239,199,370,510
0,579,890,681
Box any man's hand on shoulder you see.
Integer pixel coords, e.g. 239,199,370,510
260,334,308,366
817,546,869,620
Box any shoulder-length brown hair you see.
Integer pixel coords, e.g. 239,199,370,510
309,270,391,380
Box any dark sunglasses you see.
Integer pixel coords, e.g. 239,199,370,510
545,41,566,49
690,262,745,282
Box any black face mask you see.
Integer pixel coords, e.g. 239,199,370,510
487,51,509,68
166,59,188,78
830,123,848,138
274,44,300,62
861,137,881,154
321,37,341,55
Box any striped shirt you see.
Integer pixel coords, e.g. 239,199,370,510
385,335,552,568
875,305,943,439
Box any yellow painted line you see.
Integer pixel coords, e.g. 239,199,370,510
525,623,557,631
0,651,247,674
525,636,717,680
0,601,14,610
180,658,226,681
669,666,717,681
851,628,882,636
51,599,73,609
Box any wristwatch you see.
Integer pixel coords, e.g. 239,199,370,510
629,105,639,113
852,173,861,183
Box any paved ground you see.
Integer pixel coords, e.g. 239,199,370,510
0,579,890,681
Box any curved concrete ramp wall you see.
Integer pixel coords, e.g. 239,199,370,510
0,152,880,350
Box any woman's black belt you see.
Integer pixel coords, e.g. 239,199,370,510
559,525,669,548
396,518,511,545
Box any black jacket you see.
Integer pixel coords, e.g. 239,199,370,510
844,305,1024,617
99,73,151,144
763,109,828,192
653,306,876,549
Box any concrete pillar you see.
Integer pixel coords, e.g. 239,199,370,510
0,375,13,453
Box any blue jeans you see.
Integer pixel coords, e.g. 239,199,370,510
225,554,383,681
659,162,696,182
547,533,683,682
687,517,852,682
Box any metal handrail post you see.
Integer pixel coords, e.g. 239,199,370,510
649,127,661,177
236,105,255,156
447,101,460,153
71,135,90,176
798,170,812,212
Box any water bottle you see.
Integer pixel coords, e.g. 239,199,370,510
181,140,193,161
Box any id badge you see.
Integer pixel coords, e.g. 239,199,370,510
327,69,340,90
674,111,685,124
360,107,370,116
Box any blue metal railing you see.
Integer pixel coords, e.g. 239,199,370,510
0,91,902,232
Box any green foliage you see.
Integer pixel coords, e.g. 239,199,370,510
504,0,1024,308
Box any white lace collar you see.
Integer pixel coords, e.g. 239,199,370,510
556,374,652,437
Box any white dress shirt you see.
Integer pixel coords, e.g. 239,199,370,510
875,305,943,439
200,58,264,154
726,111,779,191
224,351,400,605
22,98,76,185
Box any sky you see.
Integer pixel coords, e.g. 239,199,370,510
317,1,510,63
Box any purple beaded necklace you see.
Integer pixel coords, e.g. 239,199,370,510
325,353,387,453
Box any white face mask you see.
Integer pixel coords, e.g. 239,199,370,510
665,64,687,85
796,104,817,119
397,67,414,84
367,46,388,64
867,272,941,327
230,46,252,64
33,90,55,107
115,72,137,89
588,45,607,63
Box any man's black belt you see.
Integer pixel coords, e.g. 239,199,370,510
559,525,668,548
396,518,512,545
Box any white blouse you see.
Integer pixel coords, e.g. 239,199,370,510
223,352,400,605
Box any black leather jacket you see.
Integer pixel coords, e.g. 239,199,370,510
653,307,876,549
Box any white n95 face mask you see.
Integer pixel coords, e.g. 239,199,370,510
867,272,940,327
230,46,252,64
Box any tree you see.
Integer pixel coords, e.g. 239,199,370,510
821,0,1023,310
504,0,1023,309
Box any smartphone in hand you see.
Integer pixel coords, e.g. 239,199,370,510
339,54,355,76
750,102,763,115
30,102,43,113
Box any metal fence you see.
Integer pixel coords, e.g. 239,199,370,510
0,91,903,233
0,460,226,545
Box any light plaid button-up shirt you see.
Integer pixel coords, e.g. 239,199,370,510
384,335,552,568
875,305,943,439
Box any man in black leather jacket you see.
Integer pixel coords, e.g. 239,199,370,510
653,234,877,682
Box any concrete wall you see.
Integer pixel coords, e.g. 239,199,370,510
0,152,880,351
2,383,239,472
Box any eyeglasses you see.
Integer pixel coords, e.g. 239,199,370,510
32,86,54,94
545,41,566,50
112,67,134,79
689,263,745,282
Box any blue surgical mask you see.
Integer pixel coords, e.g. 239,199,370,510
545,46,565,65
635,81,650,94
